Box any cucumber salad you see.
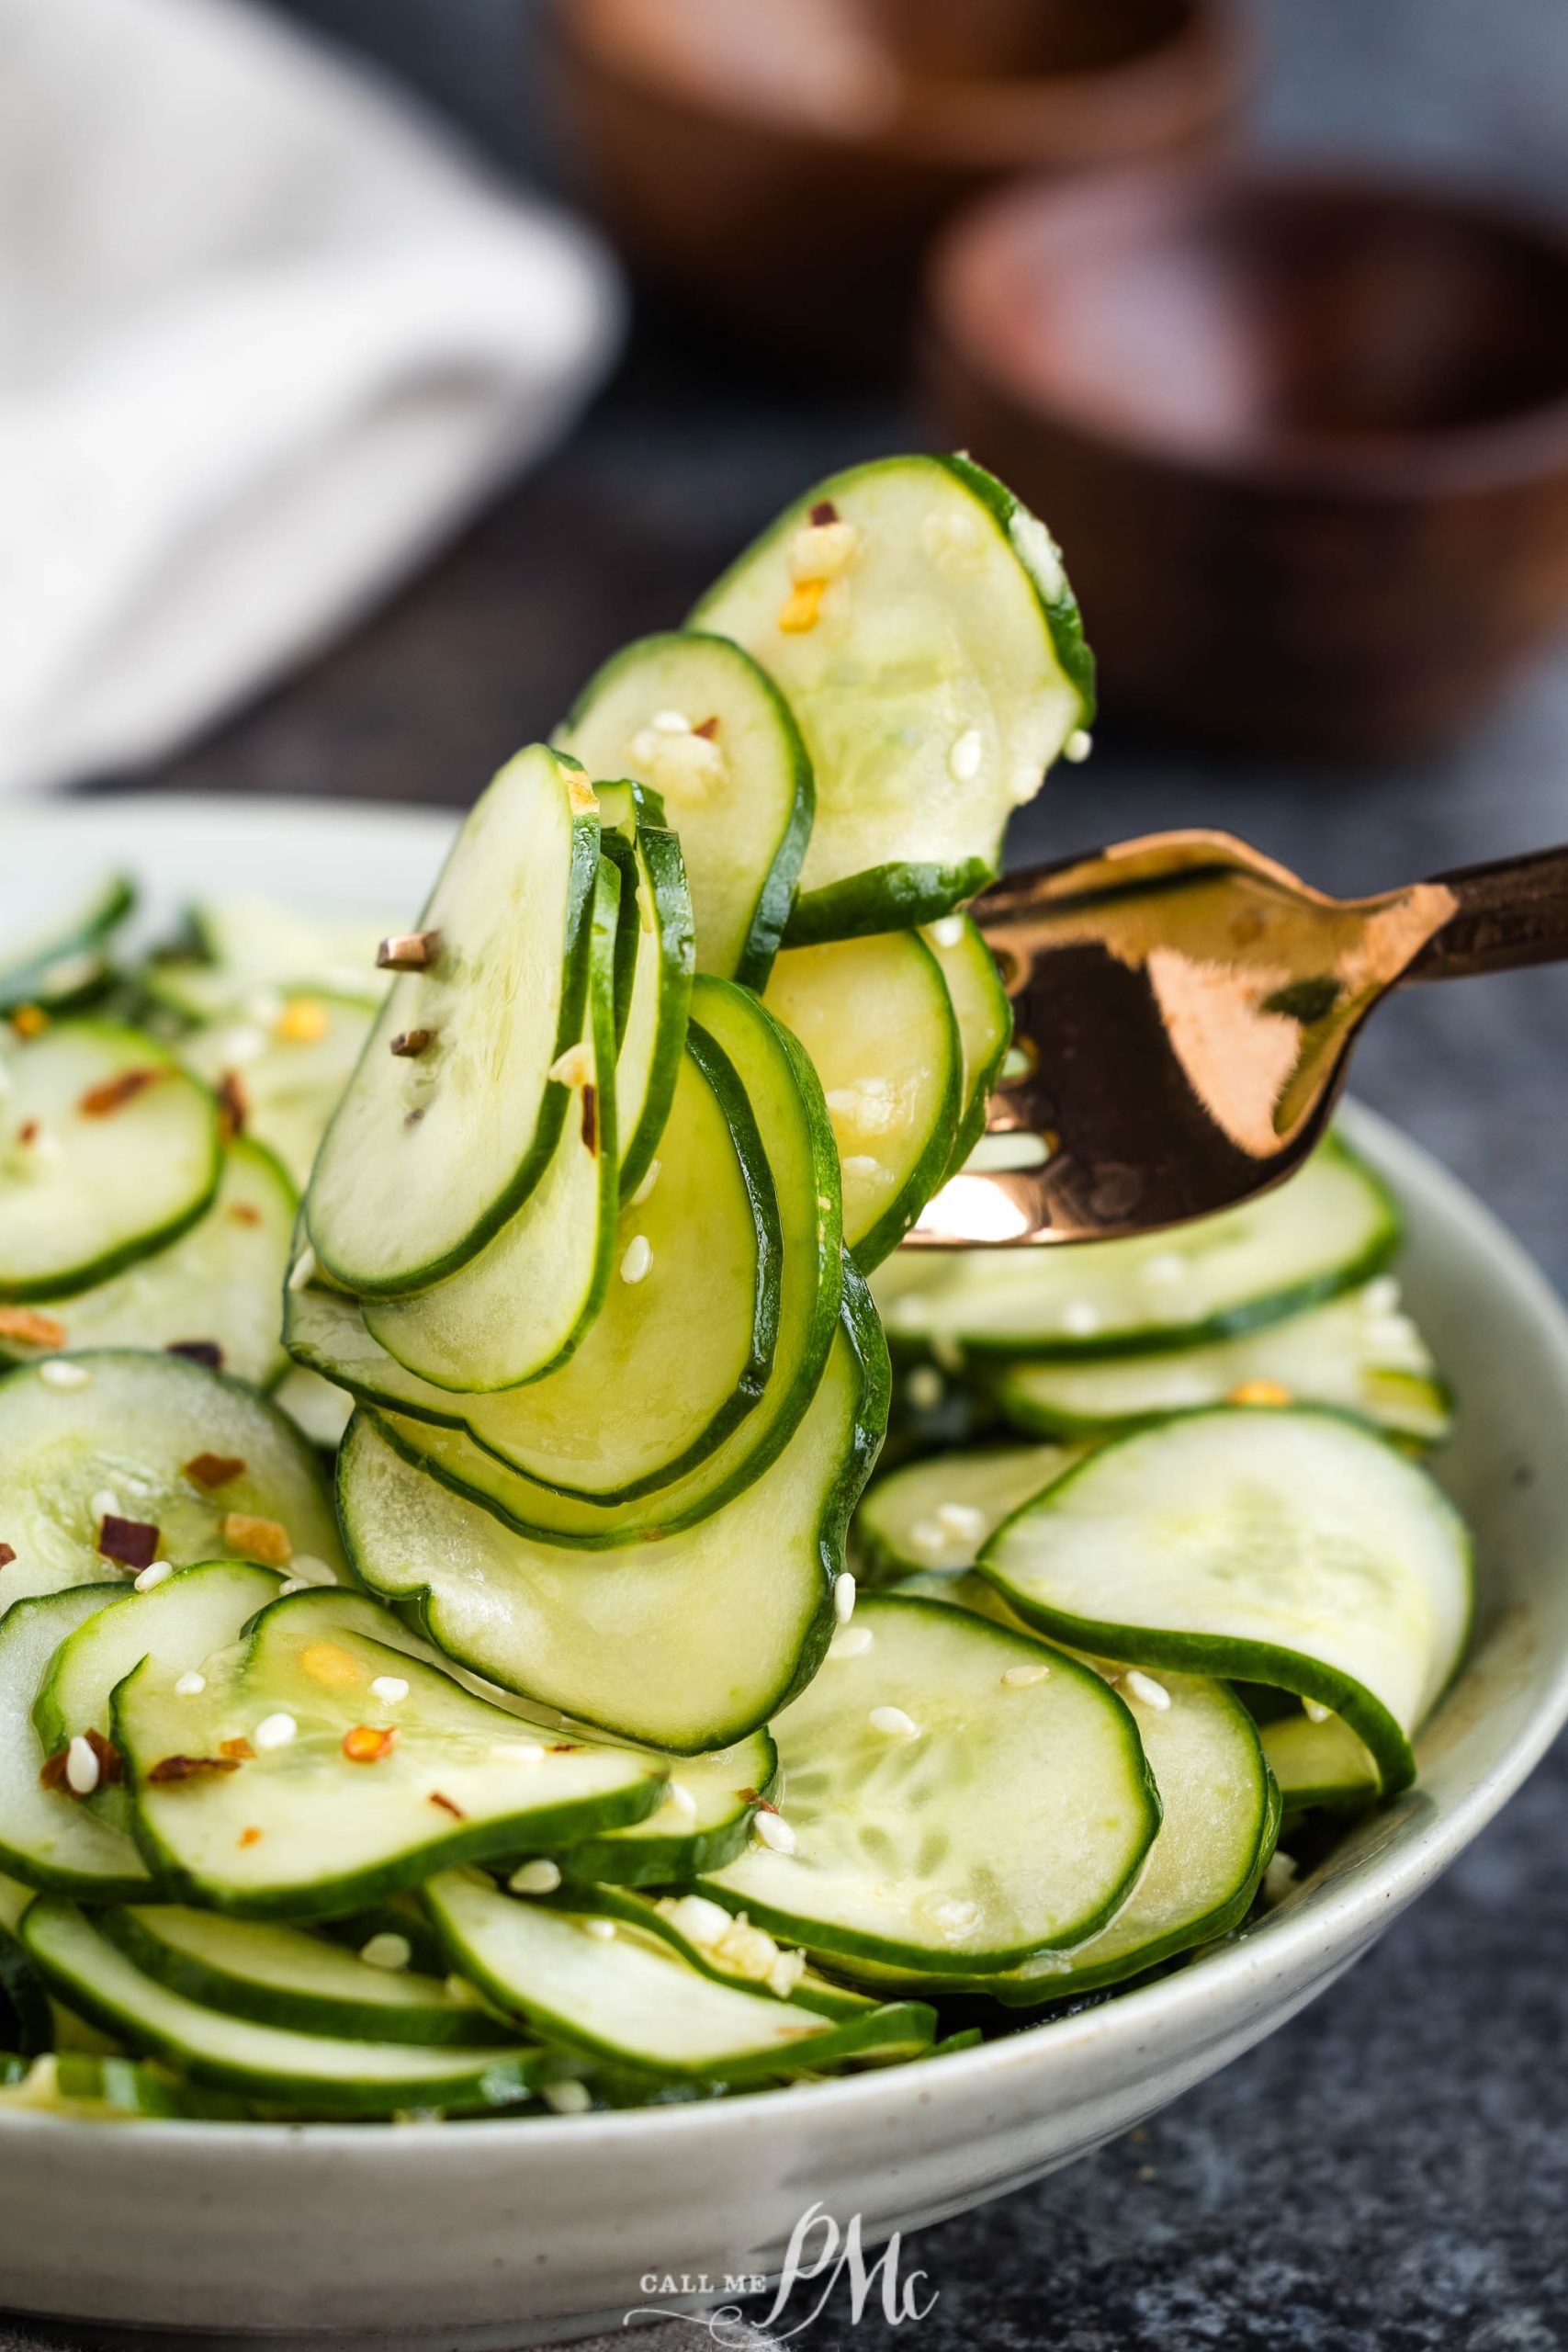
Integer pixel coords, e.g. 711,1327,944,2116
0,456,1470,2123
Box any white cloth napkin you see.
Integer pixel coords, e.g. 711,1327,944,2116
0,0,624,796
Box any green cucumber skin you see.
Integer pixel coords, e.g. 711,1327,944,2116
784,859,996,949
617,813,695,1203
576,1884,875,2018
308,762,603,1300
0,1912,55,2055
933,929,1013,1188
0,1023,222,1306
95,1909,517,2049
599,826,643,1051
991,1373,1454,1446
845,931,964,1277
941,453,1097,729
553,1733,781,1890
557,631,815,993
976,1402,1476,1797
0,876,136,1016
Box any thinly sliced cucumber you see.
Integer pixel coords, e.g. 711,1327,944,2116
183,992,375,1190
311,1032,778,1503
763,932,960,1272
692,455,1091,941
0,1022,220,1300
274,1366,353,1452
190,897,399,1006
0,1588,152,1897
0,1143,296,1389
551,1730,777,1887
424,1872,933,2082
922,913,1011,1182
992,1283,1451,1444
0,1870,55,2053
558,632,813,989
991,1674,1277,2003
596,780,694,1196
116,1586,666,1918
0,876,135,1015
980,1407,1472,1794
97,1906,515,2046
0,1350,346,1614
338,1269,886,1752
874,1133,1399,1364
361,858,622,1393
0,2048,251,2119
21,1899,551,2117
855,1441,1077,1581
346,978,842,1548
306,744,601,1297
608,1887,875,2018
1260,1710,1381,1812
703,1595,1157,1977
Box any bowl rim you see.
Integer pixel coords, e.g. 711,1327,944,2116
4,1098,1565,2160
925,158,1568,496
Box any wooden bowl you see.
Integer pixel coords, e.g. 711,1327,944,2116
923,165,1568,759
547,0,1249,368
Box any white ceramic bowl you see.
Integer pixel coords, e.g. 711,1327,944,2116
3,799,1566,2351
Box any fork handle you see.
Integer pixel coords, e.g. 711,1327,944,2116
1402,844,1568,983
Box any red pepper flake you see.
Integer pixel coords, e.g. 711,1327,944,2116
548,1743,581,1753
389,1029,433,1058
0,1544,15,1570
216,1070,248,1142
580,1083,598,1156
220,1737,254,1762
79,1068,163,1119
343,1724,397,1764
39,1749,71,1794
377,930,441,972
693,716,719,740
98,1515,160,1570
0,1306,67,1349
186,1452,246,1488
147,1753,243,1783
228,1201,262,1227
428,1790,465,1819
17,1120,39,1145
238,1826,264,1848
168,1340,224,1371
809,500,840,526
737,1787,761,1804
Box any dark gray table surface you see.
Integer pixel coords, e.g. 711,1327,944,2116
77,2,1568,2344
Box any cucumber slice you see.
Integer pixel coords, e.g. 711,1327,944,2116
558,632,813,989
550,1729,778,1887
338,1269,887,1752
992,1282,1451,1443
0,875,135,1015
596,781,694,1196
274,1365,353,1452
183,992,375,1190
0,1587,152,1897
190,897,399,1007
601,1886,875,2018
21,1899,552,2117
0,1022,220,1301
345,977,842,1548
692,455,1091,941
306,744,601,1297
0,1350,346,1614
762,933,961,1272
980,1406,1472,1794
116,1586,667,1917
0,1142,296,1389
921,912,1011,1183
360,857,622,1393
990,1674,1277,2003
424,1872,933,2083
97,1906,515,2046
1260,1710,1381,1812
874,1133,1399,1364
316,1030,778,1503
702,1595,1158,1976
855,1442,1078,1580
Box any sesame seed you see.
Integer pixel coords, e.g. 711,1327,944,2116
753,1810,796,1856
829,1625,874,1659
548,1043,593,1088
287,1247,317,1293
1064,729,1093,763
1060,1300,1101,1337
1262,1852,1299,1908
493,1740,547,1765
841,1153,882,1182
650,708,692,734
39,1361,91,1391
924,1894,978,1933
90,1488,121,1524
174,1670,207,1697
907,1519,953,1562
509,1859,561,1894
935,1501,986,1543
220,1024,268,1066
133,1560,174,1593
542,2079,592,2115
583,1917,616,1940
834,1573,857,1624
665,1780,697,1819
1303,1698,1332,1725
948,729,984,783
620,1234,653,1284
869,1705,919,1738
1362,1275,1401,1314
253,1712,297,1750
277,1578,310,1596
663,1894,730,1946
1000,1662,1050,1688
631,1159,660,1206
65,1735,100,1795
244,990,284,1026
1140,1250,1188,1286
359,1932,412,1973
906,1365,944,1412
370,1676,410,1703
930,915,966,949
1123,1669,1171,1712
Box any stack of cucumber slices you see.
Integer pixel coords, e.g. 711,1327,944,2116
0,455,1472,2122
